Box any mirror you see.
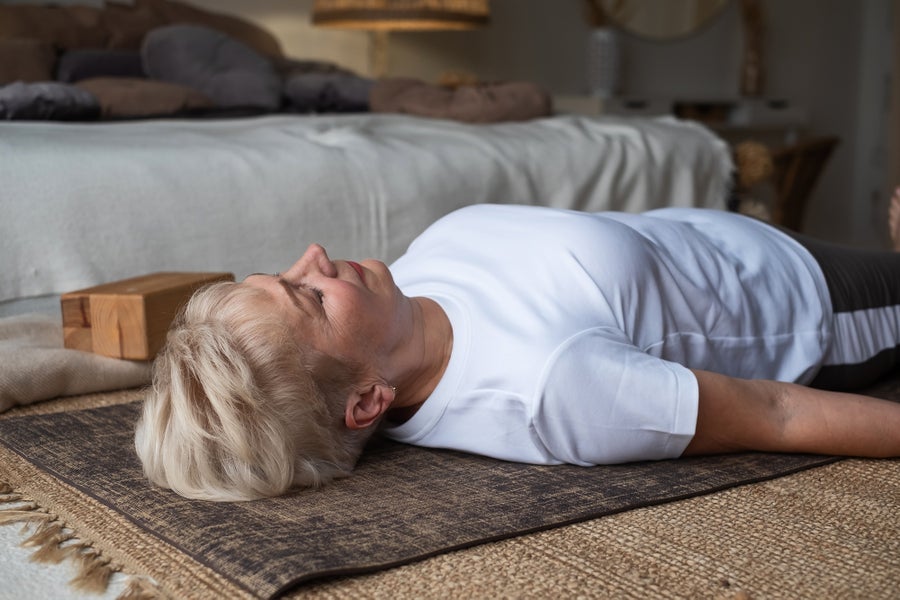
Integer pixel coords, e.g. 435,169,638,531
593,0,730,41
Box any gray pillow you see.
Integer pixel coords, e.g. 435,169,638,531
57,49,145,83
0,81,100,120
141,24,281,110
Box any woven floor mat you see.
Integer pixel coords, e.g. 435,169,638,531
0,390,854,599
296,458,900,599
3,375,900,598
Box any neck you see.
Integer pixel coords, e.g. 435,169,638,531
387,296,452,422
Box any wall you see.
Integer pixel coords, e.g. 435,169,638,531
761,0,889,248
188,0,891,247
851,0,894,248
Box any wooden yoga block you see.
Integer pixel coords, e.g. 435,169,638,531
61,272,234,360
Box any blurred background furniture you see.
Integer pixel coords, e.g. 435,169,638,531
311,0,490,77
770,136,840,231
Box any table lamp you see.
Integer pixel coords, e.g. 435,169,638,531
311,0,490,77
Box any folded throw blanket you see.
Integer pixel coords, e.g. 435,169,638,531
0,314,150,413
370,78,552,123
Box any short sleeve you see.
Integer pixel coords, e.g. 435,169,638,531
532,327,699,465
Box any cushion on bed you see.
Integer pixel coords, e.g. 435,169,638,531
0,2,282,57
75,77,214,118
370,78,553,123
100,3,168,49
0,81,99,120
0,38,56,84
142,24,281,110
141,0,283,57
0,5,109,50
57,49,145,83
284,72,373,113
273,56,357,79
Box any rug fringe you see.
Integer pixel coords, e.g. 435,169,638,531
71,550,118,593
23,519,78,564
0,479,129,595
0,507,51,527
117,576,164,600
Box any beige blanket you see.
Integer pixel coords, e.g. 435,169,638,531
0,313,150,413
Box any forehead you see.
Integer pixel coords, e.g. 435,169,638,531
242,276,318,333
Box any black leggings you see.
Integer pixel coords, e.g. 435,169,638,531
782,230,900,390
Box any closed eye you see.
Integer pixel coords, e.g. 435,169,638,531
276,278,323,313
290,281,323,304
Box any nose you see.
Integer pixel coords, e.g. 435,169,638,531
283,243,337,280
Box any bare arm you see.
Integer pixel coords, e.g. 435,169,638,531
683,369,900,458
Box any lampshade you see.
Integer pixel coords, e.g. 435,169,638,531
312,0,490,31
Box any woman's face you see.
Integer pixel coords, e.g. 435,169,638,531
244,244,409,370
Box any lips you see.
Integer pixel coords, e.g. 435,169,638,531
347,261,365,282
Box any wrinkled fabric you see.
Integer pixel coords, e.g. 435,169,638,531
0,114,732,306
0,313,150,412
0,81,100,120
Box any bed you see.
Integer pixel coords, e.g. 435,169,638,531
0,0,737,315
0,112,732,316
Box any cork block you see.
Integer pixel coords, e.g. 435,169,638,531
61,271,234,360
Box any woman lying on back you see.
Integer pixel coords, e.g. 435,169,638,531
135,197,900,501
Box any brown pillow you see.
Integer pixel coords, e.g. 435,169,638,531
0,5,108,50
370,78,553,123
101,4,167,50
0,39,56,84
75,77,214,118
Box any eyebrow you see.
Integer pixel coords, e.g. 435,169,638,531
276,277,312,315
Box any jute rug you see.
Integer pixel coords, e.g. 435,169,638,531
1,377,898,599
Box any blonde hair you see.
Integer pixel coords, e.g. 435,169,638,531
134,281,368,501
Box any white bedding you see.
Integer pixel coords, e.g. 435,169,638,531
0,113,731,309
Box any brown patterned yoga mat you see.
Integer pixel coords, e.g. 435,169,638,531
0,399,843,599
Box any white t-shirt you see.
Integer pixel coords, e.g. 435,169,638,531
384,205,832,466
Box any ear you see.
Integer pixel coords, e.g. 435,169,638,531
344,383,395,430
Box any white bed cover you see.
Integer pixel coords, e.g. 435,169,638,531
0,113,731,307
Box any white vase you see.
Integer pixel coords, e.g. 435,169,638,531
586,27,621,99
